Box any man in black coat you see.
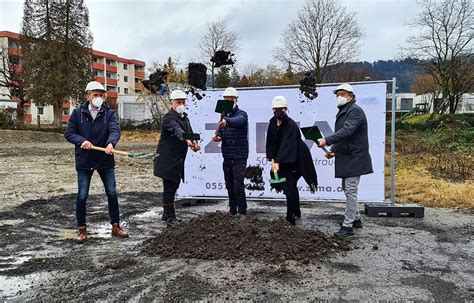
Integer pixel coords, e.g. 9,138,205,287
318,83,373,237
154,89,200,226
212,87,249,216
266,96,318,225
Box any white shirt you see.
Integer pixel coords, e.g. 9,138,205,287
89,103,101,120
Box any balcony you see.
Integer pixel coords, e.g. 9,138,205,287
8,47,21,56
135,82,144,90
107,91,118,98
61,115,70,123
106,78,118,86
92,62,105,70
24,114,32,122
63,101,70,109
135,70,145,78
8,64,22,73
105,65,117,73
94,77,105,84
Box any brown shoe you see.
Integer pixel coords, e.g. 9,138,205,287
75,226,87,243
111,223,129,238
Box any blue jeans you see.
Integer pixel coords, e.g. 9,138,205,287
76,168,120,227
223,158,247,214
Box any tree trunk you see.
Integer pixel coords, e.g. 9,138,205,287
53,101,63,128
211,63,215,88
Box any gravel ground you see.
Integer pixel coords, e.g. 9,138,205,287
0,130,473,302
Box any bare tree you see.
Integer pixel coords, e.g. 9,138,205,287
0,46,28,124
198,19,239,87
402,0,474,114
274,0,364,83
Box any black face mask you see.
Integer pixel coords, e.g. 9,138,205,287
274,110,286,120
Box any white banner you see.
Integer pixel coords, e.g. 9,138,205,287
178,83,386,202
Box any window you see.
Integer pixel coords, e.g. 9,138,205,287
124,76,128,82
106,72,117,79
93,70,104,77
63,109,70,116
123,64,128,70
124,88,129,94
465,98,474,111
37,107,44,115
8,39,19,48
400,98,413,110
118,87,120,93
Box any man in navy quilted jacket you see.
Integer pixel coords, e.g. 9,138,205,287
64,81,128,243
212,87,249,216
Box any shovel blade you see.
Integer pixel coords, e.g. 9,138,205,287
128,152,155,159
269,177,287,184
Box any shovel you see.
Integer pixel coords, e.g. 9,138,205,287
90,145,155,159
300,126,334,156
214,99,234,136
269,159,287,184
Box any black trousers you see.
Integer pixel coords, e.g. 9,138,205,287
279,164,301,217
163,178,180,205
223,158,247,214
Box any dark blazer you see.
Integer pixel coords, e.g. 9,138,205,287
266,115,318,189
325,100,373,178
64,101,120,171
153,109,193,182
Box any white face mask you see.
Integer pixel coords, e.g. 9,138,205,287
175,105,186,115
336,96,349,107
91,97,104,108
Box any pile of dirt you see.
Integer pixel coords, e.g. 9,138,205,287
142,212,350,263
0,129,65,144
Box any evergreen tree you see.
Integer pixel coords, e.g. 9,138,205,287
20,0,93,127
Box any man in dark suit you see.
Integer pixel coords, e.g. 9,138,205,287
154,89,200,226
318,83,373,238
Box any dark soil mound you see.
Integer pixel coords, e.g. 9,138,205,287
142,212,350,263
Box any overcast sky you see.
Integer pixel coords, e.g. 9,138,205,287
0,0,420,71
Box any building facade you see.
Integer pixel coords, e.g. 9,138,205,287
0,31,145,124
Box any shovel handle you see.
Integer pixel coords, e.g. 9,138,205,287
316,139,333,156
90,145,129,157
214,112,225,136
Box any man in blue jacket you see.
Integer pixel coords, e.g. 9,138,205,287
64,81,128,243
318,83,373,238
212,87,249,216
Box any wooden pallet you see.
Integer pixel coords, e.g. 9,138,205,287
364,203,425,218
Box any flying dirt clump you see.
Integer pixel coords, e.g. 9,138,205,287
142,69,169,94
299,72,318,100
188,63,207,91
210,50,235,68
141,212,350,263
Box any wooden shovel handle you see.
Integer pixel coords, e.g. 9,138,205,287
90,145,129,157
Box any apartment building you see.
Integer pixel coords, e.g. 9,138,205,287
0,30,145,124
